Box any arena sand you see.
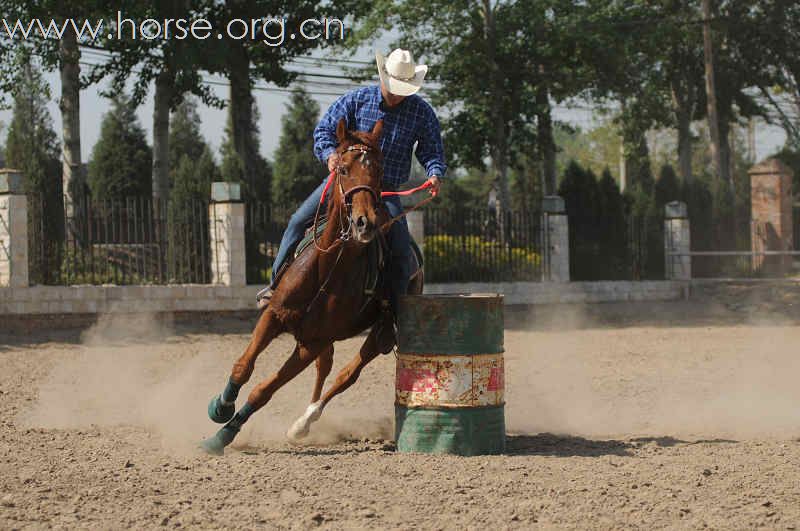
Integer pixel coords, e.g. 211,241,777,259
1,299,800,529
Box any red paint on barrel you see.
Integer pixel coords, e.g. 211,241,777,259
396,368,438,393
487,367,504,391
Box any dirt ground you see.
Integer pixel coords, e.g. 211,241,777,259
2,283,800,529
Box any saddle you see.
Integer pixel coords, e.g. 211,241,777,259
290,218,423,299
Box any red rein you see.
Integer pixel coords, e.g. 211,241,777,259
318,171,437,205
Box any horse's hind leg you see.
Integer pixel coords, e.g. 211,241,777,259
207,310,284,424
287,329,379,441
312,345,334,402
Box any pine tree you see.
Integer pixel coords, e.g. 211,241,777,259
87,93,152,200
219,102,272,203
169,99,209,175
4,52,63,284
271,88,323,209
5,53,61,198
167,98,220,282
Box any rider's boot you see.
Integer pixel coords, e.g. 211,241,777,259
255,264,288,310
375,302,398,355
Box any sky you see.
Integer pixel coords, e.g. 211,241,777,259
0,43,788,170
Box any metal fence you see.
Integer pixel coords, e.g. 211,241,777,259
245,202,293,285
566,212,663,281
242,205,546,285
28,193,211,285
423,208,545,283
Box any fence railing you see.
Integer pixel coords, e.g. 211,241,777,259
245,202,294,285
675,250,800,279
28,193,211,285
423,208,545,283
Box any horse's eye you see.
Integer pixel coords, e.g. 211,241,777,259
339,166,348,176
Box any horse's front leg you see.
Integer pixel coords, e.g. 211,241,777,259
287,328,380,441
202,341,322,455
207,309,284,424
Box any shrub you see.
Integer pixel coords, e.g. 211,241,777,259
424,235,541,282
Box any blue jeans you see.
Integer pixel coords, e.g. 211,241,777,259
269,182,411,312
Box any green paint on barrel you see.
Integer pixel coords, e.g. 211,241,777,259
395,405,506,456
398,294,504,355
395,294,506,455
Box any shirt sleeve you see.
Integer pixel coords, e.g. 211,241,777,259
313,91,356,164
414,104,448,178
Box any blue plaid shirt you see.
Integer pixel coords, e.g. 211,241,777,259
313,85,447,190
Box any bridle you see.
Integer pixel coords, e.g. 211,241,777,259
312,143,382,253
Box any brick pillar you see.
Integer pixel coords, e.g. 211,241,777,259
406,210,424,254
749,159,793,275
664,201,691,280
209,182,246,286
0,170,29,287
542,196,569,282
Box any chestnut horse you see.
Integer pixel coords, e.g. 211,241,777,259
201,119,423,455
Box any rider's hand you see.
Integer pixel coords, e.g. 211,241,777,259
427,176,442,196
327,153,341,173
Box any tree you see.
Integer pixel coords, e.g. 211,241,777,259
85,1,223,205
4,51,62,283
219,105,272,202
87,94,152,200
271,88,323,208
0,0,107,240
169,98,213,174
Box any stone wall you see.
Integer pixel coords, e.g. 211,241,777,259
0,280,687,316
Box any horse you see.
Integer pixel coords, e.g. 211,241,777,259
201,118,424,455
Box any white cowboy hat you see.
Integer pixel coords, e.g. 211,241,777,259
375,48,428,97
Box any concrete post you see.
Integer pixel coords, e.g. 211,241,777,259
542,196,569,282
209,182,246,286
406,210,424,253
664,201,691,281
0,170,29,287
749,158,793,275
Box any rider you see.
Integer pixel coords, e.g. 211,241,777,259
256,49,447,328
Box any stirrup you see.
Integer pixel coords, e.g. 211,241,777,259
256,286,274,310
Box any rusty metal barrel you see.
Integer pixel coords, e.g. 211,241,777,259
394,294,505,455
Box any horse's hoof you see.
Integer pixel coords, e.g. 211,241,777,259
208,394,235,424
286,402,323,441
201,426,238,456
200,435,225,456
286,420,310,441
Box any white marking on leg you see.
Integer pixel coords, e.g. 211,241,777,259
286,401,324,441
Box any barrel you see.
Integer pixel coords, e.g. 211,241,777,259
394,294,505,455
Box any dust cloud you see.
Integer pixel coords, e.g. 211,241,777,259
23,312,393,452
505,303,800,440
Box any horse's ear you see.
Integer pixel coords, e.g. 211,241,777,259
336,118,348,144
370,119,384,142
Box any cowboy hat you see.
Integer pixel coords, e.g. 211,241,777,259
375,48,428,97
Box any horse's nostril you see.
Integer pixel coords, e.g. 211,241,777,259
356,216,368,229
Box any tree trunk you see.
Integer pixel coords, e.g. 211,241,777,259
481,0,509,243
670,79,694,183
59,32,82,243
702,0,726,187
228,42,257,199
536,85,557,196
152,71,174,204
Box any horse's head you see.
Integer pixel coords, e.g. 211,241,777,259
332,118,385,244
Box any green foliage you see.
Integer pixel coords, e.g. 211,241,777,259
271,88,323,208
219,106,272,202
88,93,152,200
167,99,219,282
4,51,63,284
424,235,541,283
655,165,681,207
